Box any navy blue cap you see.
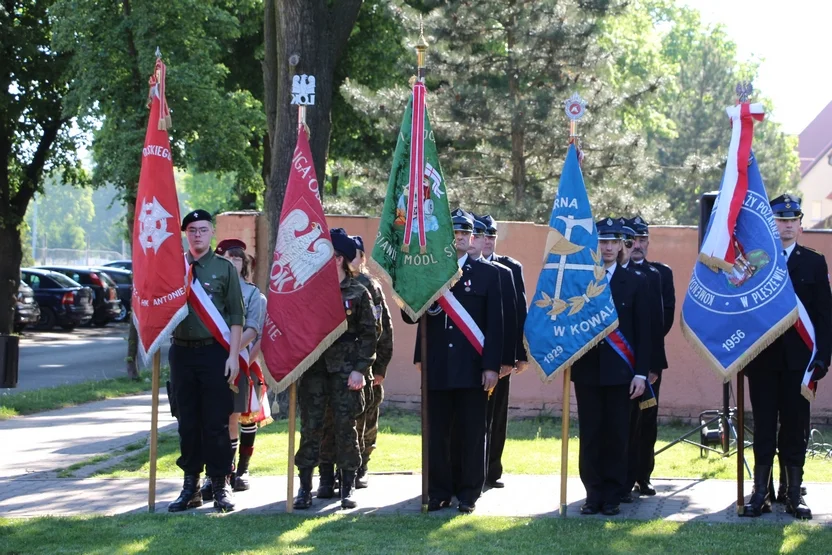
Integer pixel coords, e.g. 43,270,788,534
596,217,621,240
330,228,357,260
472,217,487,235
631,216,649,237
617,218,635,240
477,214,498,236
451,208,474,232
181,209,212,231
770,194,802,219
352,235,365,253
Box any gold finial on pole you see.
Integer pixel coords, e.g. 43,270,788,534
415,15,428,83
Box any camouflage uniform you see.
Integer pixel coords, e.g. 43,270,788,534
319,272,393,470
295,277,376,473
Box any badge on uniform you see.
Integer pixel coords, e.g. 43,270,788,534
373,304,382,322
464,279,472,292
344,299,353,316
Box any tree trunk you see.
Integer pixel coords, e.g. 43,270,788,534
0,223,21,335
264,0,362,254
506,11,526,205
124,201,140,379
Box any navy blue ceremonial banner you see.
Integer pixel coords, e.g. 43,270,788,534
681,153,797,380
524,145,618,381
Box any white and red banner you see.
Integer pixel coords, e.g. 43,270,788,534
261,126,347,392
698,102,765,272
402,81,427,252
132,58,188,362
796,299,819,401
437,291,484,355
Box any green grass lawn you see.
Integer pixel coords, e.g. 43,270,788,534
95,410,832,482
0,513,828,554
0,368,168,420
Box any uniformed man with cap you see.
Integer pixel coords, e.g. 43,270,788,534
742,194,831,519
629,216,674,497
403,208,503,514
471,214,519,489
572,218,650,517
168,209,245,513
616,217,665,502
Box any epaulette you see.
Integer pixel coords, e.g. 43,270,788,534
651,261,672,270
800,245,821,255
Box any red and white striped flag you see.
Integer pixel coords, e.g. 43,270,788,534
796,299,819,401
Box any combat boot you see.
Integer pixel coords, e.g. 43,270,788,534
785,466,812,520
233,453,251,492
340,469,357,509
168,474,203,512
200,475,213,501
211,475,235,512
355,466,368,489
741,464,772,517
316,463,336,499
293,467,314,510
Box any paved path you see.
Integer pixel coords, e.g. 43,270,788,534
12,323,168,391
0,394,830,524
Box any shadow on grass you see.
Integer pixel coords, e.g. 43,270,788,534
1,513,831,554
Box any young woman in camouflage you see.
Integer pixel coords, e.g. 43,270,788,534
293,228,377,510
201,239,267,501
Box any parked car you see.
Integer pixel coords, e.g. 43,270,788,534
35,266,122,327
94,266,132,322
20,269,95,330
103,259,132,272
14,281,41,333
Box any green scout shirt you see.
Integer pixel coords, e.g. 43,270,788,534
174,249,245,340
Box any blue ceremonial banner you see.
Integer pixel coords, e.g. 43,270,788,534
681,153,797,380
524,145,619,381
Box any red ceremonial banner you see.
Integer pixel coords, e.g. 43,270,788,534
261,127,347,392
131,59,188,362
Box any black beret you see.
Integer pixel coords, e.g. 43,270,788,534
330,228,357,260
352,235,365,252
181,209,213,231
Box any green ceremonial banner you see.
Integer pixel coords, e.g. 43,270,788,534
370,94,460,320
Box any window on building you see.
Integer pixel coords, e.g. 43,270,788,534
812,200,822,221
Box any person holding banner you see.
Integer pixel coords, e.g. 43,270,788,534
167,210,244,513
404,209,502,514
742,195,831,519
293,229,377,510
572,218,650,516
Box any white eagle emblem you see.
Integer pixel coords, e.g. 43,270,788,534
137,196,173,254
269,208,332,293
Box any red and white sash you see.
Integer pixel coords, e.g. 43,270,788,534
796,298,818,401
243,358,272,424
185,257,249,377
437,290,484,355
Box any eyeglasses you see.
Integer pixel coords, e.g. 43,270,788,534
186,227,212,236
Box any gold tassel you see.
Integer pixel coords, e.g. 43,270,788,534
420,245,427,255
639,397,657,410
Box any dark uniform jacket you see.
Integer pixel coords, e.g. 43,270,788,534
176,250,244,340
631,260,668,374
318,277,377,378
356,272,394,377
491,253,528,362
748,245,832,373
649,261,676,336
483,257,517,366
572,264,652,386
406,255,503,390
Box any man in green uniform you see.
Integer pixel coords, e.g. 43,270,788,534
167,209,244,513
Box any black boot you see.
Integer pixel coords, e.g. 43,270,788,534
355,466,368,489
200,475,213,501
741,465,772,517
233,453,251,492
317,463,336,499
168,474,203,512
211,475,235,512
293,467,314,510
340,469,357,509
785,466,812,520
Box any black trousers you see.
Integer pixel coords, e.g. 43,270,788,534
486,375,510,482
624,398,643,494
634,376,661,483
169,342,234,477
429,388,487,505
574,382,631,506
747,365,809,469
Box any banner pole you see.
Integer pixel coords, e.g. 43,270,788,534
736,371,745,514
420,315,429,513
560,367,571,518
286,382,297,513
148,350,161,513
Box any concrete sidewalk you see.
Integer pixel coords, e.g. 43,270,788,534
0,393,830,523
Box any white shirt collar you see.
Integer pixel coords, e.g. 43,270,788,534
621,260,629,269
605,263,618,279
784,243,797,260
458,254,469,268
486,253,495,262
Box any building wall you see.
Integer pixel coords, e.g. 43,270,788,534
217,212,832,423
798,157,832,228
